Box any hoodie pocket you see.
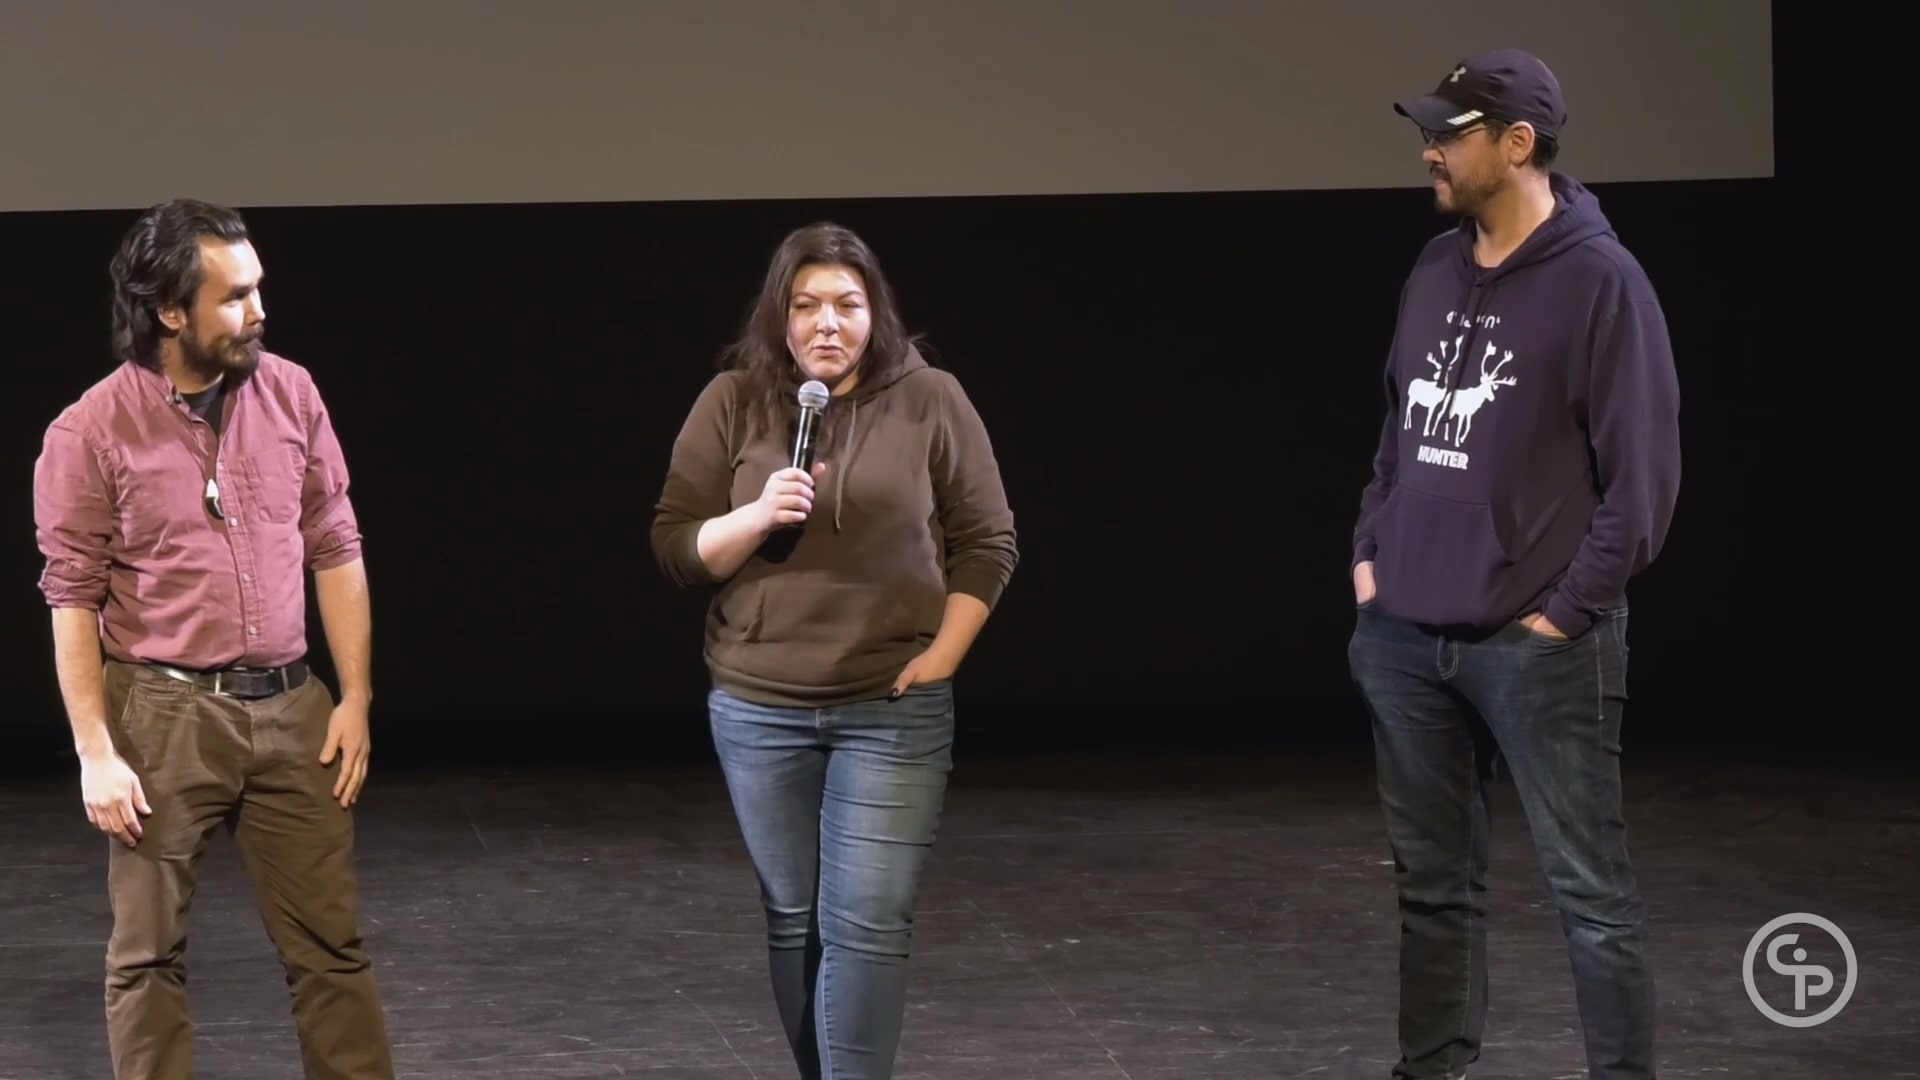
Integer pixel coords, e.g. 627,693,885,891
1373,487,1514,621
747,577,920,649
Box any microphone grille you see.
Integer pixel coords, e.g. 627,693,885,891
797,380,831,409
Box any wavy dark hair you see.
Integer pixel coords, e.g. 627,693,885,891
109,198,251,370
720,222,917,439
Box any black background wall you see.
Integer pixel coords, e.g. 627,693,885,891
0,8,1825,775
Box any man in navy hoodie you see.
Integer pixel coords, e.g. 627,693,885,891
1348,49,1681,1080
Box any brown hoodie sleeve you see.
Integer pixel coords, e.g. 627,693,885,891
930,375,1019,609
650,373,738,589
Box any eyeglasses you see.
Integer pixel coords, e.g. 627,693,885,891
1420,123,1487,148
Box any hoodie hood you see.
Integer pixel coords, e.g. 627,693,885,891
1431,173,1615,401
845,343,929,401
1456,172,1615,280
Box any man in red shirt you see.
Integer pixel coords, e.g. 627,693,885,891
32,198,395,1080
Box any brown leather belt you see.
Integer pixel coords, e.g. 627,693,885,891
151,660,310,700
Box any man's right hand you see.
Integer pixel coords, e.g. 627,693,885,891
754,463,829,532
80,749,150,847
1353,560,1377,606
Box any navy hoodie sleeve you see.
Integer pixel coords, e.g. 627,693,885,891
1541,298,1682,637
1351,283,1411,568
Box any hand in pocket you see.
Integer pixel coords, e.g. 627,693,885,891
1521,612,1567,639
1353,560,1377,606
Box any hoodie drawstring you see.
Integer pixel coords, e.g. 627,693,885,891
834,397,858,532
1444,268,1508,398
1451,291,1486,394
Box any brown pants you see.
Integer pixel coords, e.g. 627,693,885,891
102,660,394,1080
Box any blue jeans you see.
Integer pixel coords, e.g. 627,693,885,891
1348,605,1655,1080
708,681,957,1080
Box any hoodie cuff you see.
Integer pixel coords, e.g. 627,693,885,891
948,562,1009,612
1542,592,1595,639
668,523,721,588
1352,537,1377,568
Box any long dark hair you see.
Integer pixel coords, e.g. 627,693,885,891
720,222,916,439
109,198,251,370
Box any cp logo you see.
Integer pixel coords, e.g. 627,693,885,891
1742,913,1857,1028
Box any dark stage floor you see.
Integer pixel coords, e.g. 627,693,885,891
2,745,1911,1079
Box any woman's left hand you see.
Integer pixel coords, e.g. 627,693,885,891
890,648,960,699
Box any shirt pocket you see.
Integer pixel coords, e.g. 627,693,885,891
241,444,306,527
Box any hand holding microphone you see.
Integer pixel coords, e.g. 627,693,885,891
756,463,827,530
755,379,832,532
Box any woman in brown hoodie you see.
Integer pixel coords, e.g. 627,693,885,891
651,222,1019,1079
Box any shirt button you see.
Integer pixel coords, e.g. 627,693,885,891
249,626,259,636
242,573,253,582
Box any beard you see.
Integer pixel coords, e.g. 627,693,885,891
1431,165,1497,218
179,322,262,384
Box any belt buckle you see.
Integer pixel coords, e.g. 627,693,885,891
211,667,286,699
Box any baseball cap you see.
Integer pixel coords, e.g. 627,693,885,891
1394,48,1567,139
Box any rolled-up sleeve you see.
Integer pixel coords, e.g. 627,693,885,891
33,420,113,609
298,376,362,570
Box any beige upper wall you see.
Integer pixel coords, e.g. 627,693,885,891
0,0,1771,212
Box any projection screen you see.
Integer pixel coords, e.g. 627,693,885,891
0,0,1772,213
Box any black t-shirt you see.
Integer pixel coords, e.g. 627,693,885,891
182,380,226,436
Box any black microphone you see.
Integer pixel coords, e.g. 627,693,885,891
791,379,830,471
